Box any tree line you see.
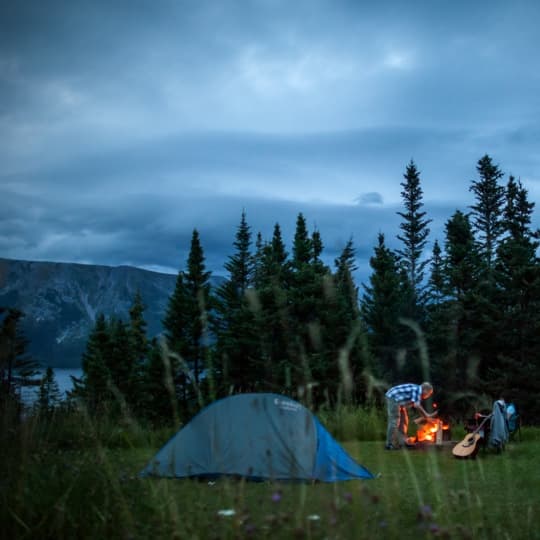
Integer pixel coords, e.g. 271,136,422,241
2,154,539,423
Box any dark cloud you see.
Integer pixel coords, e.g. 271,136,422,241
1,0,540,288
356,193,384,205
0,180,468,286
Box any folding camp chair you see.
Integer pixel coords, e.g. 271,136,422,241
464,400,509,454
488,399,509,452
506,403,521,442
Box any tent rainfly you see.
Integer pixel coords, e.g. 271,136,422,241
140,393,375,482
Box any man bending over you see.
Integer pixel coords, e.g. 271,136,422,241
385,382,435,450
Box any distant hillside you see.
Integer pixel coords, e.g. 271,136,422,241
0,258,225,369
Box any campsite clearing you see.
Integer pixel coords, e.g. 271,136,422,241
3,431,540,539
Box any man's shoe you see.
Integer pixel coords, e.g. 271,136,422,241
385,444,401,450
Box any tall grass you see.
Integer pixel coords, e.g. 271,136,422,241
2,404,540,540
317,403,386,442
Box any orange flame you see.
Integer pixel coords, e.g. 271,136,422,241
415,419,450,443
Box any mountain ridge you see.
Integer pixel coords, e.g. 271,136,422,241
0,257,225,369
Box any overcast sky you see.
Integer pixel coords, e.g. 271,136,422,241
1,0,539,286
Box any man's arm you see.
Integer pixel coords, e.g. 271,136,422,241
414,403,437,418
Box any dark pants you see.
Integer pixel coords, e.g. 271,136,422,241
386,398,409,447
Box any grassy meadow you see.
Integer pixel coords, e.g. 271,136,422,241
2,405,540,540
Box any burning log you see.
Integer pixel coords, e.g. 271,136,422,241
409,417,451,445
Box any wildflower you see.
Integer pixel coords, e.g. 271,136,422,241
217,509,236,517
271,490,282,502
417,504,433,521
307,514,320,521
244,523,257,535
343,492,353,503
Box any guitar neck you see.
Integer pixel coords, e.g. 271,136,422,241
470,414,492,435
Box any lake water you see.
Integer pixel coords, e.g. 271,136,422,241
20,368,83,405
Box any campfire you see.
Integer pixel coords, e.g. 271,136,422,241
412,418,450,444
407,402,452,446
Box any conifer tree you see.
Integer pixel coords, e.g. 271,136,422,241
162,273,189,359
129,291,148,363
142,338,179,426
441,211,483,394
469,154,505,272
0,308,37,407
107,317,133,409
213,212,259,393
183,229,212,387
334,238,360,322
288,214,333,401
444,211,481,301
289,214,318,328
252,223,292,392
36,366,62,414
162,258,190,406
253,231,265,289
127,290,148,414
328,238,369,403
396,160,432,312
361,234,405,381
465,156,506,383
426,240,445,305
425,240,447,356
75,313,113,412
492,176,540,418
108,318,132,384
163,229,212,411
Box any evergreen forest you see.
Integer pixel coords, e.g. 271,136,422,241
2,155,540,424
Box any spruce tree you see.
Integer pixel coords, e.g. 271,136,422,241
183,229,212,387
492,177,540,419
75,313,113,412
253,231,266,290
107,317,133,411
162,272,189,357
427,240,445,305
213,212,259,393
288,214,332,402
36,366,62,414
425,239,456,394
142,338,179,426
469,154,505,272
444,211,481,301
396,160,432,312
163,229,212,412
441,211,483,396
466,156,506,384
127,290,148,415
252,223,292,392
334,238,360,322
0,308,38,407
129,291,148,363
329,238,369,403
361,234,405,382
289,213,317,328
162,260,190,407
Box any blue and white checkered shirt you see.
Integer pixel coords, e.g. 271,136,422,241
385,383,422,407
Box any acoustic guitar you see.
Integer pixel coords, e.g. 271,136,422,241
452,414,492,458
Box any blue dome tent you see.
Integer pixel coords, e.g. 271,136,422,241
140,393,375,482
